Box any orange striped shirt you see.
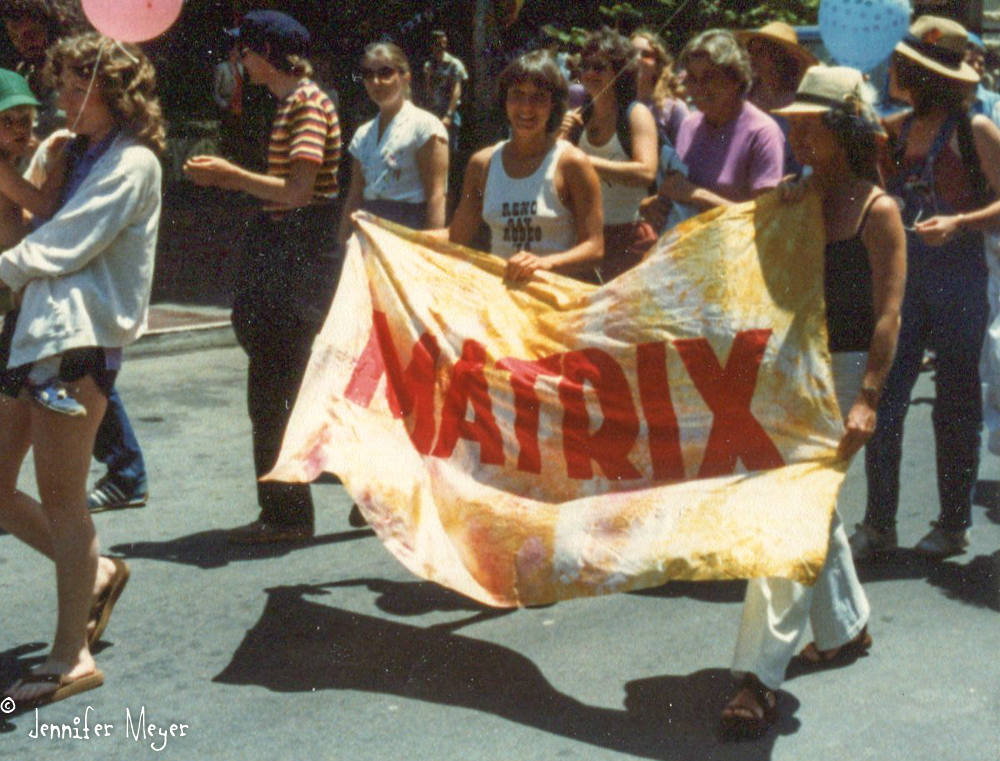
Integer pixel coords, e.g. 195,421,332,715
265,79,341,213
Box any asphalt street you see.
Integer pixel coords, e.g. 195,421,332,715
1,341,998,761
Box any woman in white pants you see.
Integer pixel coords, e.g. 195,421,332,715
721,66,907,737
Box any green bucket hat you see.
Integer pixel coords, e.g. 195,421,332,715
0,68,40,113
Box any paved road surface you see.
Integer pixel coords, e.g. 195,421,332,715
1,344,998,761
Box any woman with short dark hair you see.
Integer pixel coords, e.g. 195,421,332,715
441,51,603,283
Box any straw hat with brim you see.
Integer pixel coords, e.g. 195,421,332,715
772,65,884,133
736,22,819,70
0,68,40,113
894,15,979,84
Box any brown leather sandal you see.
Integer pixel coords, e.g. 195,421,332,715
798,625,872,666
720,674,778,739
87,558,130,647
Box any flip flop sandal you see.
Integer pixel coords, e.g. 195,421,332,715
88,558,130,647
797,625,872,666
720,674,778,740
14,669,104,709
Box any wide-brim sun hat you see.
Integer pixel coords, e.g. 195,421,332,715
894,15,979,84
0,68,40,113
772,64,884,133
736,21,819,71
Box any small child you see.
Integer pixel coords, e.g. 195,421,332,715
0,68,80,416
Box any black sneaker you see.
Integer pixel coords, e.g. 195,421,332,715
87,477,149,512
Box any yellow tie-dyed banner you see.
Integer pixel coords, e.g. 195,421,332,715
269,193,847,607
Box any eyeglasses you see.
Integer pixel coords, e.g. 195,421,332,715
353,66,397,84
580,58,611,74
637,49,658,61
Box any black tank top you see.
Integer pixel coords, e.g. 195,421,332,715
824,194,883,352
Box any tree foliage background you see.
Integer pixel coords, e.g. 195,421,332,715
534,0,821,51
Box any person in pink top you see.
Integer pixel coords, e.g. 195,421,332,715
657,29,785,212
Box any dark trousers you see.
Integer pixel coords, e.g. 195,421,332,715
864,233,989,531
93,387,147,491
244,318,317,528
233,205,341,528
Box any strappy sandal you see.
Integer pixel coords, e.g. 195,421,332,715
797,625,872,666
9,669,104,710
88,558,130,647
720,674,778,739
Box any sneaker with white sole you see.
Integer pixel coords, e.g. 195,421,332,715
914,522,969,558
848,523,898,561
87,477,149,512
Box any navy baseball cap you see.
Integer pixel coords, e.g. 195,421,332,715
227,10,310,59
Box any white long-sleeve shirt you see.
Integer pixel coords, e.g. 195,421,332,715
0,131,162,367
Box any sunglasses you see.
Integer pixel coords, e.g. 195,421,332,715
580,58,611,74
353,66,397,84
637,49,658,61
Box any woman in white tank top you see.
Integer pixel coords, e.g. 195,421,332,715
442,51,603,282
559,28,658,283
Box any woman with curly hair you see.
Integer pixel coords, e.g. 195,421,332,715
716,65,906,739
0,31,164,707
631,28,688,148
559,27,658,282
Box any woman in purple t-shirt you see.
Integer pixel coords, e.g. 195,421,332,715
654,29,785,214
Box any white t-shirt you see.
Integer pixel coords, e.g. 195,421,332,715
348,100,447,203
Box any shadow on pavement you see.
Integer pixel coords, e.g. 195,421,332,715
213,583,796,760
857,550,999,613
629,579,746,604
0,642,47,734
973,479,1000,524
322,578,515,623
108,527,373,569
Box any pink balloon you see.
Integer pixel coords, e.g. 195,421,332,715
82,0,183,43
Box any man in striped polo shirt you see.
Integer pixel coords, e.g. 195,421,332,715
185,10,342,544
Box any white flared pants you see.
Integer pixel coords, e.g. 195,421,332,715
731,351,871,690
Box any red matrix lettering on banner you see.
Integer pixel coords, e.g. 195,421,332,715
674,329,783,477
372,311,441,454
559,349,642,480
344,326,385,408
432,340,504,464
636,342,685,481
347,314,781,479
497,356,563,473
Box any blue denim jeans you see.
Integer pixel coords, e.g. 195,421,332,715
864,230,989,531
93,387,148,494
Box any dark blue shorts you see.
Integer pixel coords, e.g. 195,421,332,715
0,311,119,399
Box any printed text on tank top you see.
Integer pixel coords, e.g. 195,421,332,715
503,144,550,251
482,139,575,259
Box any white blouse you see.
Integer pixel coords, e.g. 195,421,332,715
348,100,447,204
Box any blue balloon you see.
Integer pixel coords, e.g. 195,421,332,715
819,0,912,72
